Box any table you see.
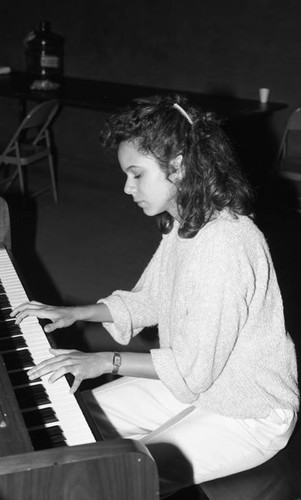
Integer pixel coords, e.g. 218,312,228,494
0,71,287,123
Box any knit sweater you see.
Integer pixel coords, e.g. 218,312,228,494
100,211,299,418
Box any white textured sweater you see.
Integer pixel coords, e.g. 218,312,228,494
100,211,299,418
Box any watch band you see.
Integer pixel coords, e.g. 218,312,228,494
112,352,121,375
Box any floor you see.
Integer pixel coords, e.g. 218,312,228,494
2,144,301,499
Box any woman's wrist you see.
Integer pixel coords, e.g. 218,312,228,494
74,305,91,322
99,351,116,374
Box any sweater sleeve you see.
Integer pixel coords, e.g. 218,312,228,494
151,229,252,402
98,237,165,344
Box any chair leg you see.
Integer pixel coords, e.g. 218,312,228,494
48,152,58,203
14,144,26,194
0,167,20,193
17,163,25,193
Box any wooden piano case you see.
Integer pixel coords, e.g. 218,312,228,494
0,439,159,500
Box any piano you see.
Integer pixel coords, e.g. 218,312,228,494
0,197,159,499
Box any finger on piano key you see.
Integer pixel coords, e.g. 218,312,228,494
10,300,51,324
8,369,42,388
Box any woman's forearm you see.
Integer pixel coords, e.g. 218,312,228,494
76,302,113,323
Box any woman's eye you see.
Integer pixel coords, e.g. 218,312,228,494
134,174,141,179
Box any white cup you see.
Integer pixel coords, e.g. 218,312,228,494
259,88,270,104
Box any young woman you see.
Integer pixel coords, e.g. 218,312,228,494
12,96,299,498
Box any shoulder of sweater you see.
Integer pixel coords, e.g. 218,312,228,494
189,214,270,267
199,211,264,243
161,212,266,250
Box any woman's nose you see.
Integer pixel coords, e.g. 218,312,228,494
124,178,136,195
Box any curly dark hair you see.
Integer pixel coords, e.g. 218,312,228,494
100,94,254,238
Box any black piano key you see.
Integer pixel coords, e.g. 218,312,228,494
22,407,58,428
7,324,24,336
8,369,42,387
14,384,51,409
0,294,11,307
2,349,34,371
29,426,67,450
0,336,27,352
0,321,23,337
0,307,12,321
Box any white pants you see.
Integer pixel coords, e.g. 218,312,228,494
83,377,297,498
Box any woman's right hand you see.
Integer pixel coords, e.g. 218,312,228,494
27,348,113,393
10,301,79,333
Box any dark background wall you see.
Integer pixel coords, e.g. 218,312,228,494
0,0,300,166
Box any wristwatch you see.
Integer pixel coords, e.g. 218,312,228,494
112,352,121,375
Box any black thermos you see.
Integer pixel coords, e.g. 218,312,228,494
24,21,64,89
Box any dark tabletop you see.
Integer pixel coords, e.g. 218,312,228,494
0,71,287,122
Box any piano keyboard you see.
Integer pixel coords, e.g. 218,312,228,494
0,246,96,448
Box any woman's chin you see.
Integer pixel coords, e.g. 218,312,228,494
138,203,164,217
142,207,155,216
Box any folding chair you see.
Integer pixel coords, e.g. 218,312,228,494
276,107,301,210
0,100,59,203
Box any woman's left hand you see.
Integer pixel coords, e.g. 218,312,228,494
27,348,112,393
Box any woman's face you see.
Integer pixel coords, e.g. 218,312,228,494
118,140,179,219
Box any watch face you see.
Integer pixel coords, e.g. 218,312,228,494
112,352,121,374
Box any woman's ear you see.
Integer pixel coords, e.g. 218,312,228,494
169,154,184,181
